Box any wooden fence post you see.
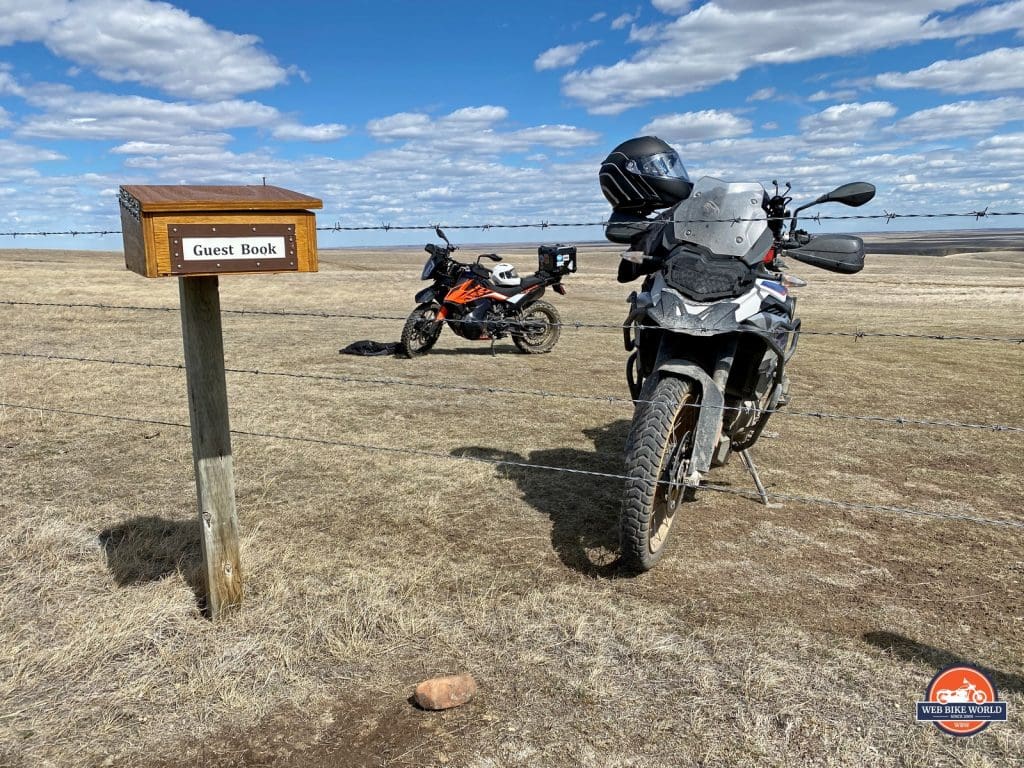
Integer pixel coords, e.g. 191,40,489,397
179,275,243,619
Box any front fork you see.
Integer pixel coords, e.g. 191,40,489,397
638,336,738,490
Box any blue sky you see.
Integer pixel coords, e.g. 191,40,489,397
1,0,1023,249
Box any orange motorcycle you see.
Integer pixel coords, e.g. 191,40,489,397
401,227,576,357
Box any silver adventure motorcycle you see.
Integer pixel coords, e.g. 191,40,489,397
615,176,875,570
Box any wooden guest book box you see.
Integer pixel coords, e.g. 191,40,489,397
119,184,323,278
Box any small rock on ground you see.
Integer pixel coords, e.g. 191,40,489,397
413,673,477,710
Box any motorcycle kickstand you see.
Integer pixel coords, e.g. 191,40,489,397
738,448,781,508
489,337,496,356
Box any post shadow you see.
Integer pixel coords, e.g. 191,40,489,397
451,419,633,578
99,515,206,610
864,631,1024,696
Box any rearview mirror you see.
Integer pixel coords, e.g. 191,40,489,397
823,182,875,208
488,254,502,262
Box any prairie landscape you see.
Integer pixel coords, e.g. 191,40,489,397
0,234,1022,767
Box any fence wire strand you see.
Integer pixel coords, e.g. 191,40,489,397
3,349,1021,434
2,207,1024,238
2,299,1021,344
2,400,1020,531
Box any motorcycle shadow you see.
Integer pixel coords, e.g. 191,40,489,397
416,344,520,356
451,419,633,579
864,631,1024,696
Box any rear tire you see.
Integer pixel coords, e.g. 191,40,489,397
620,376,699,571
400,304,442,358
512,300,560,354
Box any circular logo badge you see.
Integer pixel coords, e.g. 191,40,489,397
919,665,1001,737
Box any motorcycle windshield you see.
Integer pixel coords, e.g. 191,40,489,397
672,177,768,259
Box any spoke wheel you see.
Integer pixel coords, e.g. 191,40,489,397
400,304,443,358
512,300,560,354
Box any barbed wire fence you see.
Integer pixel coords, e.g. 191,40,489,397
1,300,1022,344
1,400,1020,532
2,206,1024,239
1,349,1021,434
1,211,1022,538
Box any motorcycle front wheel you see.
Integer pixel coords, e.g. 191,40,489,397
620,376,699,571
400,304,443,358
512,300,560,354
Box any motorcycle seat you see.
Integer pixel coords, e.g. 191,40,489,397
486,274,545,296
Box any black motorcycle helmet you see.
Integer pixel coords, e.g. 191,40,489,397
599,136,693,216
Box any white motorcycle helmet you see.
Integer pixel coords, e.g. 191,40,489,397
491,263,521,287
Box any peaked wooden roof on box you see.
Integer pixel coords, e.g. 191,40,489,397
120,185,323,212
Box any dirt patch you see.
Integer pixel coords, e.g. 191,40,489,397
147,692,480,768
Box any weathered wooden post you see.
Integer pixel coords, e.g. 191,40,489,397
118,184,322,619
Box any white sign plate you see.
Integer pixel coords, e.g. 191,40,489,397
181,236,288,261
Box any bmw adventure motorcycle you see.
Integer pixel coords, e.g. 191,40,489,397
401,227,576,357
617,176,875,570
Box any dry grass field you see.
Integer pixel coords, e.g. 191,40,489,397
0,235,1022,767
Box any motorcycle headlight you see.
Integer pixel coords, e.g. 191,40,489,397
421,257,436,280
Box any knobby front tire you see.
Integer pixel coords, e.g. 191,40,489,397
400,304,443,358
620,376,699,572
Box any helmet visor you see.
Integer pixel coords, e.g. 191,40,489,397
627,151,689,181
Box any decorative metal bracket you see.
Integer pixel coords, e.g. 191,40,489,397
118,188,141,222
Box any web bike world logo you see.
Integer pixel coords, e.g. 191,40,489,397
916,665,1008,736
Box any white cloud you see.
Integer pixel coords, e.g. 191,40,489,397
509,125,601,147
445,106,510,126
3,71,343,145
367,105,599,155
875,47,1024,93
0,67,25,96
653,0,692,13
977,132,1024,151
808,89,860,102
800,101,898,142
0,0,291,99
748,87,775,101
271,122,350,142
589,12,607,22
611,13,636,30
14,83,281,140
627,23,661,43
366,112,433,140
0,138,64,165
535,41,598,71
891,96,1024,137
0,105,9,128
562,1,1024,114
0,0,67,45
110,136,232,154
642,109,752,141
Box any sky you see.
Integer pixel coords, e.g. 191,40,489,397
1,0,1023,249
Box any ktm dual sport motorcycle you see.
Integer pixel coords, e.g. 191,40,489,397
615,176,875,570
401,227,576,357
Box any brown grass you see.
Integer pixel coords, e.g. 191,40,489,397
0,238,1022,767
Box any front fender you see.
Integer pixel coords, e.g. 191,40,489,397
651,360,724,479
415,286,437,304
